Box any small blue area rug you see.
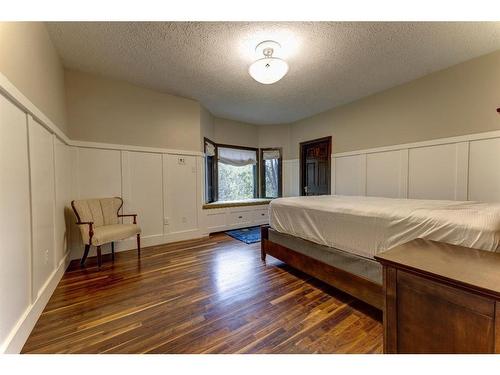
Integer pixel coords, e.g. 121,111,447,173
225,226,261,244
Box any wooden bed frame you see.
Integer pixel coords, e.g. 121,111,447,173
260,225,383,310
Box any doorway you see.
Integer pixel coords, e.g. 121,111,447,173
299,136,332,196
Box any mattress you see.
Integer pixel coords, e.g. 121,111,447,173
269,195,500,259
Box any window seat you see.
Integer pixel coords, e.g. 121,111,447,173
203,198,272,210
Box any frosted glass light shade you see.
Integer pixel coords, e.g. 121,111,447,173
248,57,289,84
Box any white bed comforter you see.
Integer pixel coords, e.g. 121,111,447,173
269,195,500,259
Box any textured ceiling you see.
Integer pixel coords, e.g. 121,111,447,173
46,22,500,125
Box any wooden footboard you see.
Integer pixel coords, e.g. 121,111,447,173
260,225,383,310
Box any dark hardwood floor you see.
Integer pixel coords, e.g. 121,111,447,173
22,233,382,354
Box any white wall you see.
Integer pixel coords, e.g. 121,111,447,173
366,150,408,199
28,117,56,299
283,159,300,197
163,154,200,239
0,92,72,353
76,148,122,199
0,95,32,351
54,139,76,262
122,151,164,239
332,131,500,202
334,155,367,196
468,138,500,202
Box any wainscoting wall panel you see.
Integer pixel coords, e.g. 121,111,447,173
121,151,164,238
54,138,73,263
333,154,366,196
163,154,199,238
75,147,122,199
333,132,500,202
366,150,408,198
0,95,32,350
283,159,300,197
408,143,465,200
469,138,500,202
28,116,56,300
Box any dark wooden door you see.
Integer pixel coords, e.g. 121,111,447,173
300,137,331,196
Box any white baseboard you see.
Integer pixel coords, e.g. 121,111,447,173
70,231,208,260
1,252,71,354
164,229,205,243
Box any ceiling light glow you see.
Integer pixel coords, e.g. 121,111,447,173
248,41,289,85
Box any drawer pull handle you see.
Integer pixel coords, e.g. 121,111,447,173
238,216,243,219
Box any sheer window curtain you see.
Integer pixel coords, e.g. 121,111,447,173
218,147,257,166
205,141,216,157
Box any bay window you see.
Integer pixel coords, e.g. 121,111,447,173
204,138,282,203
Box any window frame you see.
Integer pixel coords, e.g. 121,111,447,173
206,140,259,202
259,147,283,199
204,140,283,203
204,137,218,203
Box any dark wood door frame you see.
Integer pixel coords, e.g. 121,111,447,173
299,136,332,196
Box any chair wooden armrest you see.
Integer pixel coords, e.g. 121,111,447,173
76,221,94,225
118,214,138,224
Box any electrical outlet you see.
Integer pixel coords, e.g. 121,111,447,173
44,249,49,264
164,217,169,225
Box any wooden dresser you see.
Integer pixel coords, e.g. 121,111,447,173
375,239,500,354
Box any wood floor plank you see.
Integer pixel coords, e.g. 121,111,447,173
22,233,382,354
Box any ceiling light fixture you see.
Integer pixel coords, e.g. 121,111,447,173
248,41,289,85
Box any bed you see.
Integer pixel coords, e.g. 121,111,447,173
261,195,500,309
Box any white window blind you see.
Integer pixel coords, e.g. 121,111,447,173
218,147,257,166
205,142,216,157
262,149,280,160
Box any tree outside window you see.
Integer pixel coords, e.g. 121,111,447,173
217,146,257,201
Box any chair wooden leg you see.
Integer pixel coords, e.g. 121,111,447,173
80,244,90,267
111,242,115,261
97,245,102,268
137,234,141,258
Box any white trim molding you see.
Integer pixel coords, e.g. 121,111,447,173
70,140,203,157
1,252,71,354
0,72,70,145
333,130,500,158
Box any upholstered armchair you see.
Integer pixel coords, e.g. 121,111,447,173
71,197,141,268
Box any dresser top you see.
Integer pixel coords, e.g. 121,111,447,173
375,239,500,298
